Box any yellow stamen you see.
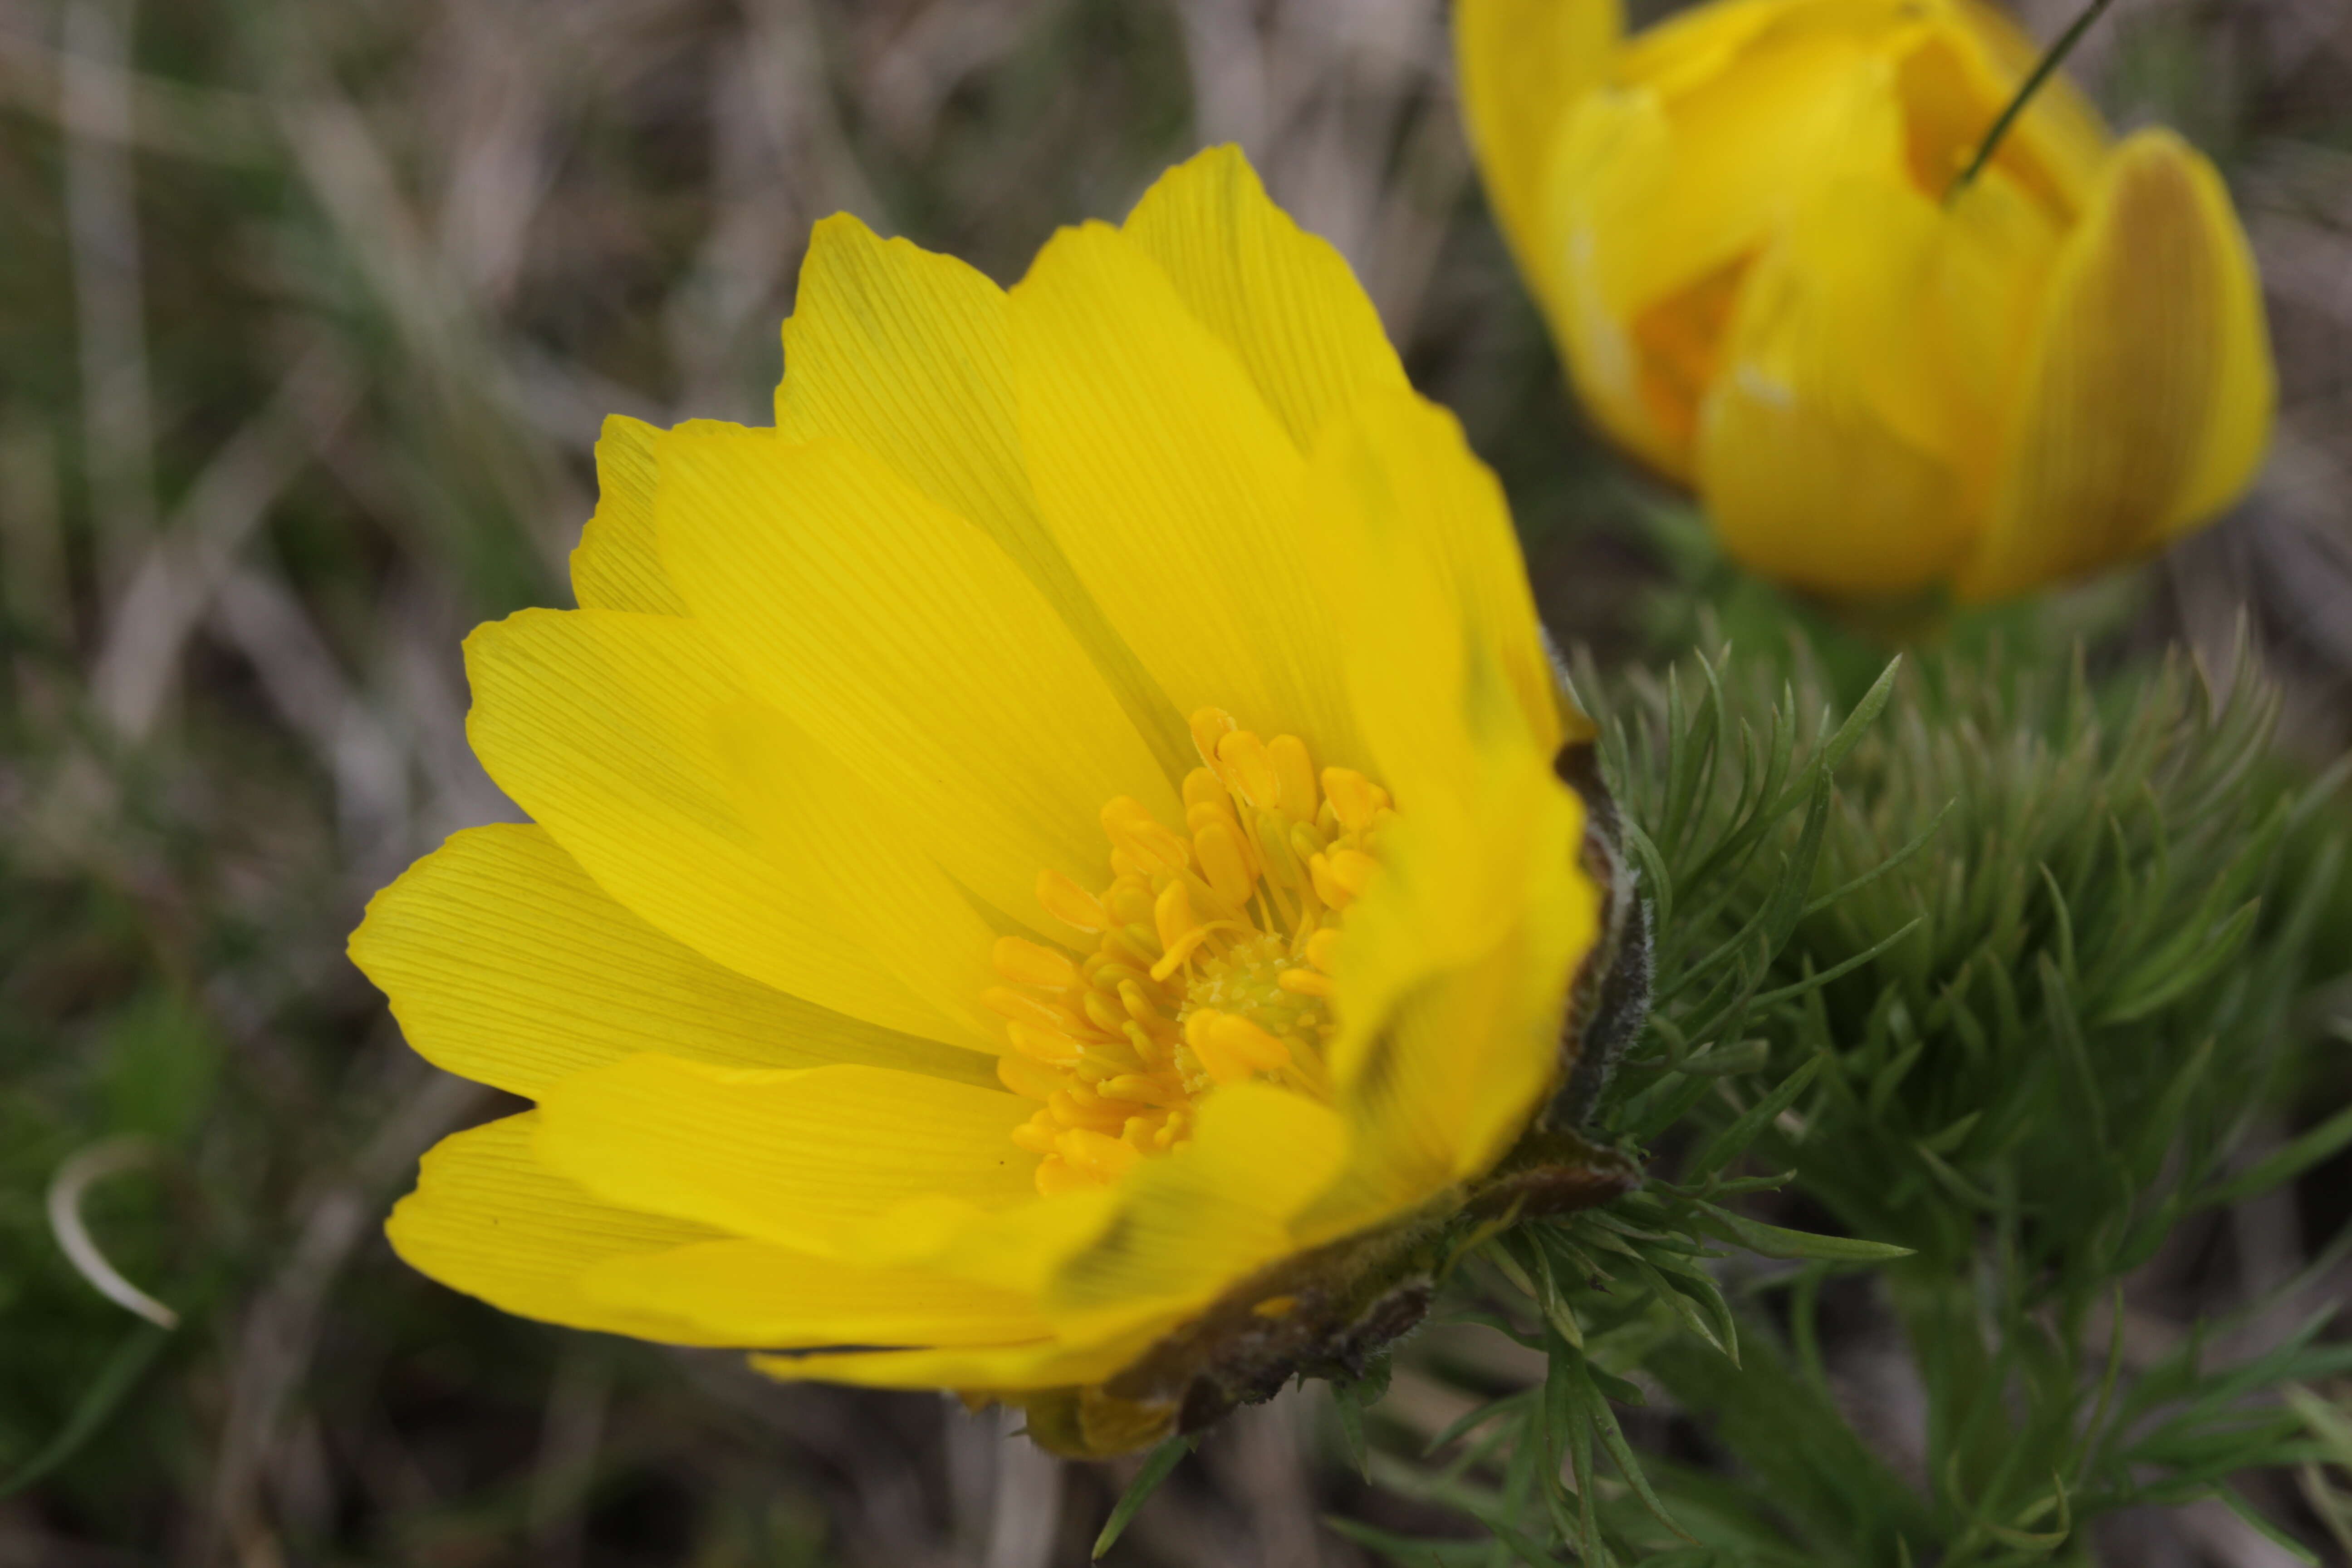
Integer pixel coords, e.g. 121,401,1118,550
989,717,1396,1193
1036,870,1108,932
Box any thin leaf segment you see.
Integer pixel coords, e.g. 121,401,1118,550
995,706,1395,1193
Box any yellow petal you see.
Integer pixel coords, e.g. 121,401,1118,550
2152,144,2274,539
1308,866,1592,1237
1038,1083,1345,1339
655,426,1178,931
1010,220,1359,766
569,414,689,617
1454,0,1623,300
387,1112,737,1345
579,1240,1049,1347
1121,145,1408,451
711,700,1006,1047
1300,387,1567,774
755,1322,1167,1394
779,216,1190,776
1959,129,2274,602
462,607,951,1042
535,1055,1038,1256
350,823,995,1099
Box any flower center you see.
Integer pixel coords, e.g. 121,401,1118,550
987,707,1395,1196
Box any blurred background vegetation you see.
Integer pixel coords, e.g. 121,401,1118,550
1,0,2349,1563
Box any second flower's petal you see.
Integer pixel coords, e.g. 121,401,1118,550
1695,175,1984,597
658,427,1180,933
1454,0,1624,292
1010,220,1359,765
580,1241,1050,1347
1121,146,1408,452
349,823,996,1099
535,1056,1039,1256
1959,130,2274,602
387,1113,738,1345
463,607,953,1043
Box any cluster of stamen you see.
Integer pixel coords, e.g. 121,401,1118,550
986,708,1396,1195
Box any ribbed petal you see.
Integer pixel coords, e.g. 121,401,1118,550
754,1323,1168,1394
535,1055,1038,1256
657,426,1177,935
1959,129,2274,602
1299,392,1596,1232
350,823,996,1098
779,216,1190,777
579,1240,1050,1348
387,1113,735,1345
1301,388,1568,776
569,414,689,616
1039,1084,1346,1339
1121,146,1408,452
712,701,1008,1047
462,608,952,1042
1010,220,1360,767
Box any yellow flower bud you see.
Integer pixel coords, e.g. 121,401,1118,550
1457,0,2275,603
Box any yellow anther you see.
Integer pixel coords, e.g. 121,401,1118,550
1006,1021,1086,1065
996,1054,1066,1101
1309,853,1351,909
1217,730,1280,810
1010,1112,1061,1154
1184,1009,1255,1086
1082,989,1129,1033
1182,767,1229,812
1050,1089,1124,1131
1269,735,1318,821
1037,869,1108,933
1153,878,1196,955
1107,879,1156,927
1323,767,1376,833
1189,707,1238,769
1103,798,1191,875
1215,1013,1293,1072
1058,1127,1142,1180
1305,927,1343,973
993,936,1078,989
1117,980,1164,1024
1193,820,1255,906
1035,1156,1093,1194
1278,967,1334,998
1150,921,1233,982
983,987,1090,1037
1328,849,1379,896
1101,1073,1187,1107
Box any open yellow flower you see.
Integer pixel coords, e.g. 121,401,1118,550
1457,0,2274,603
352,147,1615,1456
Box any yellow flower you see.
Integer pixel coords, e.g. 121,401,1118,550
1456,0,2274,603
351,147,1612,1456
